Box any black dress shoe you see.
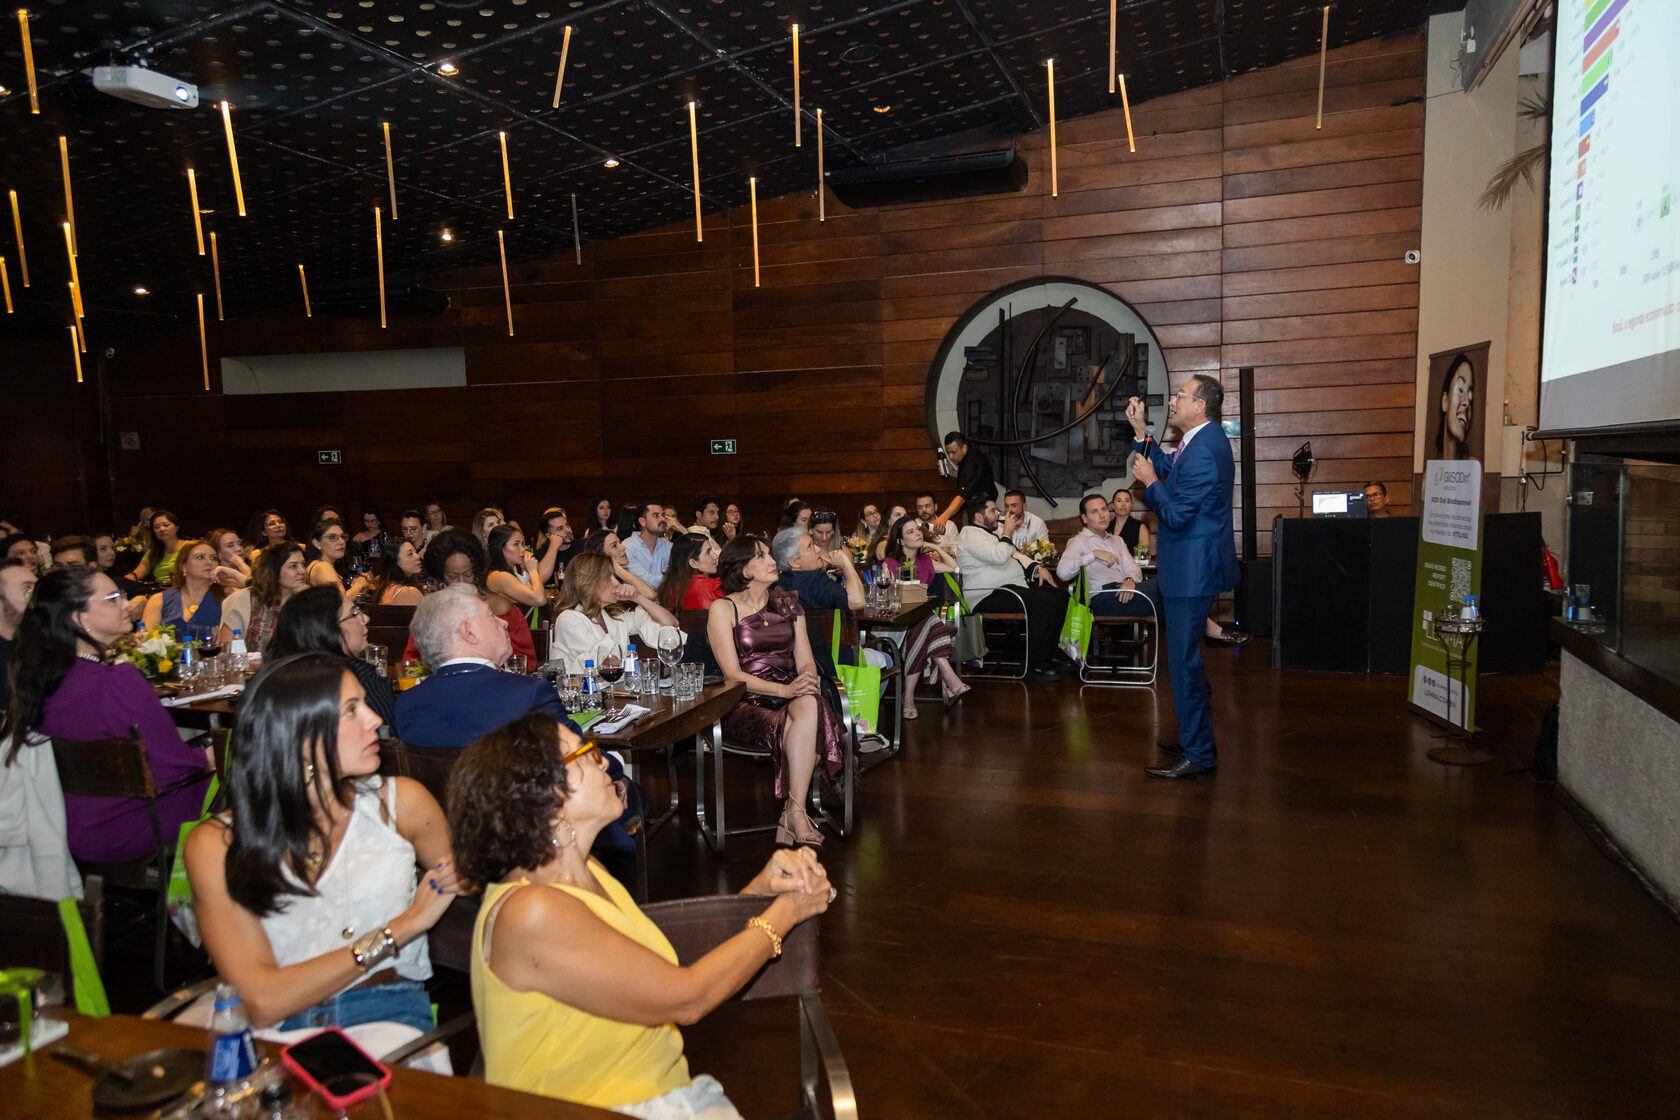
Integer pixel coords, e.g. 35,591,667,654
1144,759,1217,779
1155,741,1184,756
1205,627,1251,648
1030,665,1069,679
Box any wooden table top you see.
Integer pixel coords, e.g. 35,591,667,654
7,1014,616,1119
856,598,936,631
589,681,745,753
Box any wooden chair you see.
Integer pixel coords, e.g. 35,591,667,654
50,728,211,991
364,603,417,629
0,881,106,1010
391,896,854,1120
379,738,459,809
1081,591,1160,687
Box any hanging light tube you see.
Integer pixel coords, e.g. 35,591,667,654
749,176,760,288
499,131,514,220
60,222,81,317
1119,73,1135,153
220,101,247,215
197,294,209,391
210,230,224,320
298,263,312,317
374,205,386,329
8,190,27,286
1046,59,1058,198
186,168,205,255
570,192,581,266
1108,0,1117,94
0,255,10,312
383,121,399,220
550,25,572,108
816,107,825,221
1316,5,1330,130
791,24,801,147
18,9,38,114
69,325,83,382
688,101,703,242
58,136,76,256
497,228,514,336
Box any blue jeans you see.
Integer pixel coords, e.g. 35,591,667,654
277,977,433,1034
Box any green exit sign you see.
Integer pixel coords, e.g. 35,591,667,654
709,439,737,455
317,449,343,465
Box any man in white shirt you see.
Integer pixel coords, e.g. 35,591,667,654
1003,489,1049,551
624,502,672,585
953,499,1068,676
1056,494,1158,616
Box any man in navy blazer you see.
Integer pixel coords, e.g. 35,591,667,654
394,584,639,853
1127,377,1240,779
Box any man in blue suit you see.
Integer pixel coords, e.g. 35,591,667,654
1127,377,1240,779
394,584,640,853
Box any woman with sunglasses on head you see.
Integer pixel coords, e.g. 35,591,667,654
270,586,398,728
451,713,830,1115
184,652,465,1039
2,568,213,864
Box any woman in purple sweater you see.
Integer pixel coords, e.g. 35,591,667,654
2,568,212,864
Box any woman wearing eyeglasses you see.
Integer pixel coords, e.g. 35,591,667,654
269,586,398,728
306,518,370,600
1,568,213,864
451,714,830,1115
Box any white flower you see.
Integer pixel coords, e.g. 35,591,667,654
140,636,168,656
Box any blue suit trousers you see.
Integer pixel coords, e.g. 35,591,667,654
1163,594,1216,767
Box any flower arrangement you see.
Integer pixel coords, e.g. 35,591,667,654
113,534,143,553
112,624,183,680
1024,537,1057,565
846,534,872,568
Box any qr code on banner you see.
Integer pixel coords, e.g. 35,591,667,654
1450,557,1473,603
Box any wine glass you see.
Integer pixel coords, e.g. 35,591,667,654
656,626,683,689
595,639,624,714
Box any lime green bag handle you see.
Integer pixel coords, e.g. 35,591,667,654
828,608,847,668
0,967,45,1052
57,899,110,1018
942,572,969,613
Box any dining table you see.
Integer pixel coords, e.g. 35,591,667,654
6,1012,617,1120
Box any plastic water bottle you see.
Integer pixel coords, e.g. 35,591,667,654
1460,595,1479,622
228,629,248,674
205,983,258,1118
624,642,640,676
581,658,598,705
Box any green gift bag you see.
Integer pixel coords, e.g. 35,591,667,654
56,900,110,1018
1059,569,1094,663
829,614,882,736
166,773,221,948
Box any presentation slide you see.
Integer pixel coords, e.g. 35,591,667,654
1540,0,1680,434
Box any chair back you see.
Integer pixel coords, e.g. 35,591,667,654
425,894,484,976
676,609,719,675
529,627,549,664
50,727,156,799
642,895,818,1002
367,625,411,655
365,603,416,629
805,608,860,653
380,738,459,809
0,882,104,1003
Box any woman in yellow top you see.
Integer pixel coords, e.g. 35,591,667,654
449,714,831,1117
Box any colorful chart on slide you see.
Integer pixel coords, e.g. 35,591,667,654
1543,0,1680,385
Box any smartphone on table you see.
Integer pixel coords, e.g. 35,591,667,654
280,1027,392,1111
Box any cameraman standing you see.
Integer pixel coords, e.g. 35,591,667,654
929,432,997,539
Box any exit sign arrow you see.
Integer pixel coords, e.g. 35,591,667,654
709,439,737,455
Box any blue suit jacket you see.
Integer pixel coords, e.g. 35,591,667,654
393,663,578,749
1134,427,1240,598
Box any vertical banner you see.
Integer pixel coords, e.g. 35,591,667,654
1407,458,1483,732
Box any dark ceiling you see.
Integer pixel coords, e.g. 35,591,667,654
0,0,1432,341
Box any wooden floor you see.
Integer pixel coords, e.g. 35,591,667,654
647,641,1680,1120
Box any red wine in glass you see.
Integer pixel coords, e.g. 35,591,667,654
597,657,624,713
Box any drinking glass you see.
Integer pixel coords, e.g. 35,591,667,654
673,662,704,701
506,653,528,675
595,640,624,713
364,643,388,677
559,674,583,713
656,627,683,688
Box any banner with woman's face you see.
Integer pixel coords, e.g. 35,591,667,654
1425,342,1489,463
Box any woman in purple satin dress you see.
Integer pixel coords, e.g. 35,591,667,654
706,535,844,847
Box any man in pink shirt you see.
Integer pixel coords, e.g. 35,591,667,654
1056,493,1158,616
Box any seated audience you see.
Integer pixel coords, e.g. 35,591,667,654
808,509,840,553
49,535,96,570
779,501,811,533
184,652,463,1032
953,499,1068,676
219,542,307,653
708,536,845,847
417,531,536,667
373,541,426,606
1057,494,1156,617
0,558,35,707
577,529,657,602
1003,489,1049,551
853,502,883,542
352,508,388,564
451,714,831,1115
486,524,548,612
769,526,864,686
207,526,252,589
269,586,397,728
913,492,939,523
687,494,720,536
92,533,119,574
882,517,970,709
2,568,212,863
1109,488,1150,556
532,507,576,586
423,501,451,546
306,518,369,598
624,502,672,588
125,509,182,584
470,507,505,551
550,553,682,676
142,539,226,644
867,510,903,565
658,533,723,614
241,509,290,562
721,502,742,541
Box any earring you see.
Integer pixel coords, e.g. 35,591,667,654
305,763,316,781
552,819,578,850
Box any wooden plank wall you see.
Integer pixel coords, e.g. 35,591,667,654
86,30,1424,549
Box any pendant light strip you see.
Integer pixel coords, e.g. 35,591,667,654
688,101,703,242
791,24,801,147
374,206,387,329
197,294,209,391
749,176,761,288
298,263,312,317
220,102,247,216
8,191,28,286
186,169,205,255
551,25,573,109
18,9,38,113
210,230,224,320
1316,5,1330,130
383,121,399,220
497,228,515,337
1046,59,1058,198
1119,73,1135,153
58,136,77,256
500,131,515,220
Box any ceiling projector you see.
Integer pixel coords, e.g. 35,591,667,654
91,65,198,110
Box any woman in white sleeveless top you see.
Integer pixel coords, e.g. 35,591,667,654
186,651,466,1032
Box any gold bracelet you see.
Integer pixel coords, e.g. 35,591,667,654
745,915,782,959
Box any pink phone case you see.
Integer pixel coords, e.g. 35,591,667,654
280,1027,392,1111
